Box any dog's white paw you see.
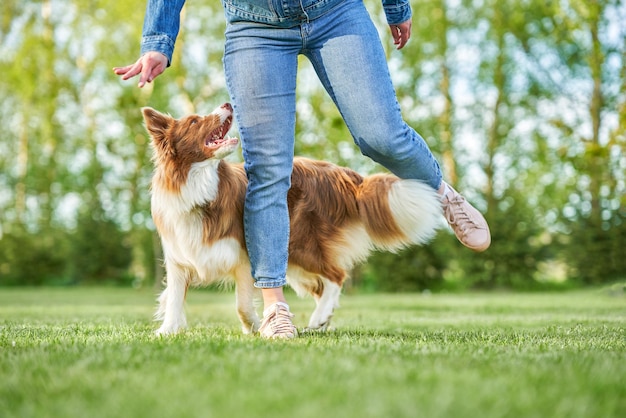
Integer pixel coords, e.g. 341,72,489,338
302,322,334,333
155,324,183,336
241,322,260,335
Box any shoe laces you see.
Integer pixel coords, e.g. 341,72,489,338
443,194,478,236
261,302,296,337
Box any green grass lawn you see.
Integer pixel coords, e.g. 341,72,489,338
0,287,624,418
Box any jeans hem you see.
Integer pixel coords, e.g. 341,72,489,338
253,278,288,289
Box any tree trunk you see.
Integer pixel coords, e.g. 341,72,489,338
438,0,457,186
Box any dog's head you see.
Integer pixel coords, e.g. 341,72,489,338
142,103,239,166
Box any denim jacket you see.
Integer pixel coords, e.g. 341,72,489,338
140,0,412,64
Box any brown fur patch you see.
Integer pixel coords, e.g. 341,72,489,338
357,174,406,244
200,161,247,246
287,158,364,285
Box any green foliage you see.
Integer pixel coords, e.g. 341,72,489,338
0,217,133,286
1,288,624,418
0,226,68,286
458,189,552,289
0,0,624,288
67,210,133,285
561,210,626,285
357,237,448,292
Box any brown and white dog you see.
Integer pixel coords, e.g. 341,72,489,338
144,103,442,336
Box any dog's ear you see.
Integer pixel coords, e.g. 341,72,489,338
142,107,173,143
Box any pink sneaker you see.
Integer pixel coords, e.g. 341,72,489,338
442,185,491,252
259,302,298,339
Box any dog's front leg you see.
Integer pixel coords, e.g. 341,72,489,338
155,262,190,336
234,265,261,334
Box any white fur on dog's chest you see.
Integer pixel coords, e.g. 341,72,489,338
152,162,242,285
155,206,242,284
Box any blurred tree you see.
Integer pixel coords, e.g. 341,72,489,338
532,0,626,284
464,0,552,287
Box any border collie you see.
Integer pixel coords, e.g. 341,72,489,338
144,103,441,335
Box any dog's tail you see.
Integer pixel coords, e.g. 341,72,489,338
357,174,442,252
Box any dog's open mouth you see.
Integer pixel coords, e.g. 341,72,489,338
205,115,235,149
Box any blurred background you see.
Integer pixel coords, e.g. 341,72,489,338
0,0,624,292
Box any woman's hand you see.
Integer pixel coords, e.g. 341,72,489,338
389,19,412,50
113,51,169,88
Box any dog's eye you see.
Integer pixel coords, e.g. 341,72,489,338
190,119,198,125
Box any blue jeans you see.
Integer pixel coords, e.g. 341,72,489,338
223,0,442,288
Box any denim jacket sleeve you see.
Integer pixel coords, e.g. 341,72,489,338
140,0,187,65
381,0,412,25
